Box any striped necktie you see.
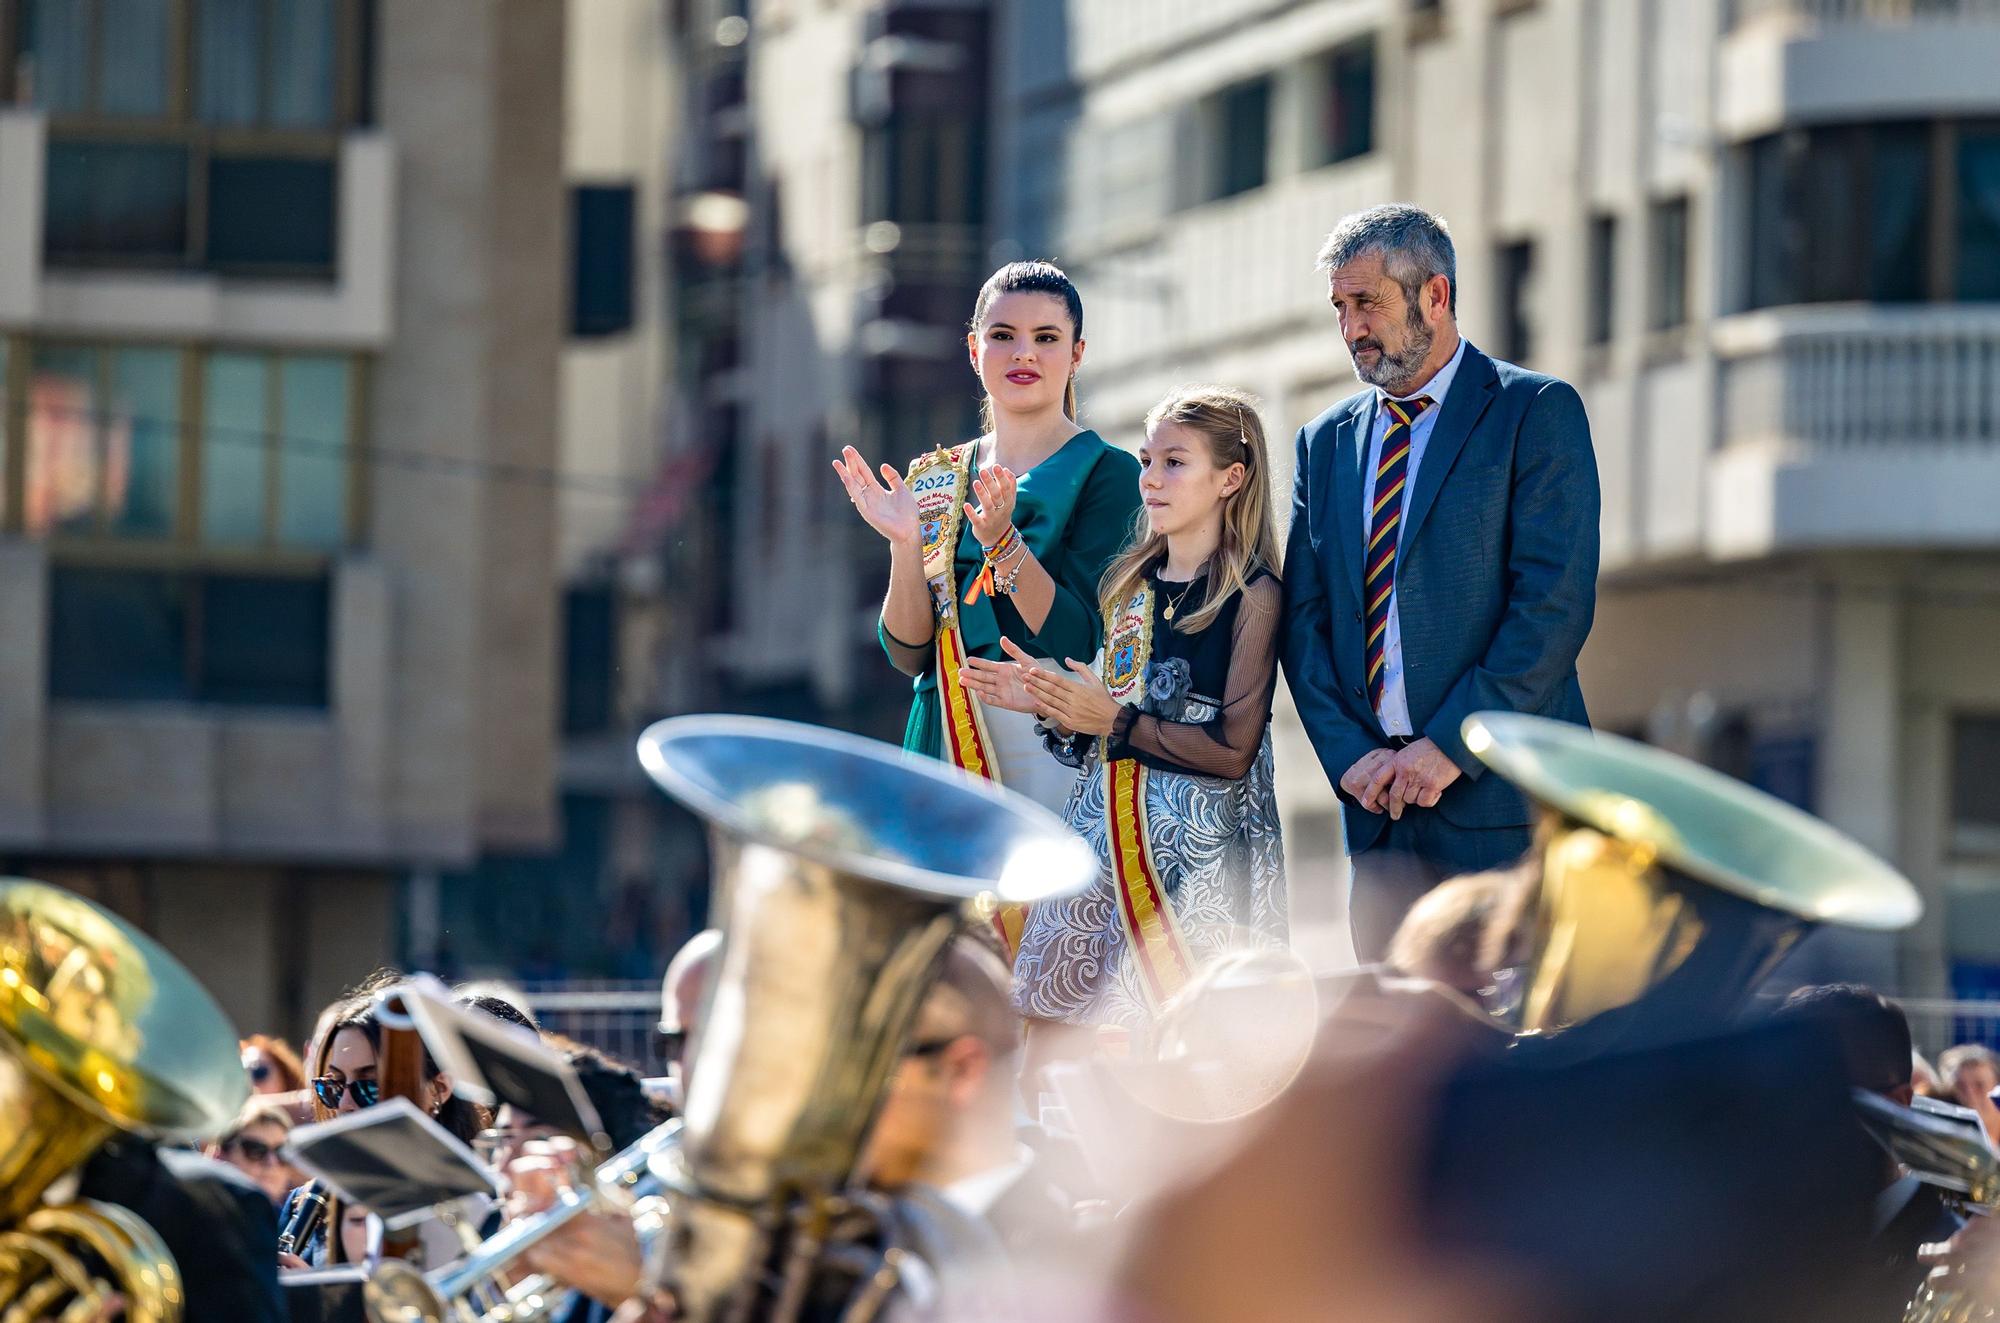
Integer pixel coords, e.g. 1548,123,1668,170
1365,394,1434,713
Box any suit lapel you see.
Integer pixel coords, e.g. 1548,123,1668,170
1330,394,1373,609
1401,343,1499,555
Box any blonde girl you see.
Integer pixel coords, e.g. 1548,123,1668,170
962,385,1288,1029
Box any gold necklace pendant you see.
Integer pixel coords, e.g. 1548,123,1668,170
1161,579,1196,621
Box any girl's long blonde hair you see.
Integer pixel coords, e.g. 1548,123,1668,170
1100,384,1281,635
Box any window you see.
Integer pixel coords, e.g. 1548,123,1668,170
1958,127,2000,301
1204,77,1272,202
48,565,330,707
1496,239,1536,363
42,141,190,263
573,185,637,338
5,0,368,275
1648,196,1690,332
562,583,617,735
1318,39,1375,167
7,336,362,549
14,0,171,117
200,351,353,549
205,156,338,271
865,114,984,226
25,343,180,538
1746,122,1937,309
1587,213,1617,346
194,0,339,129
1953,715,2000,853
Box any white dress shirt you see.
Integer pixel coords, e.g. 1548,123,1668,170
936,1142,1038,1218
1360,337,1468,737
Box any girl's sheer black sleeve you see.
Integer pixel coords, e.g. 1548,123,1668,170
1107,577,1280,779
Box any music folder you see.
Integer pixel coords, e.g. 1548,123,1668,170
283,1096,502,1229
397,974,609,1149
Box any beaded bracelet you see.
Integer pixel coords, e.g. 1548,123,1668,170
989,537,1030,595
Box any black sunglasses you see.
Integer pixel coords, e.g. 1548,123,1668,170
312,1076,380,1110
903,1038,958,1060
654,1027,687,1061
230,1136,281,1165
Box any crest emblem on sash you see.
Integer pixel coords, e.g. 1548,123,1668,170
920,517,945,560
1108,638,1141,690
1104,586,1151,699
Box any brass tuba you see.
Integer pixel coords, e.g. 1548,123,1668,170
0,878,251,1322
1461,712,1922,1034
636,714,1092,1322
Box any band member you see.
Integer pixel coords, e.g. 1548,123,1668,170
657,927,721,1110
509,940,1064,1317
833,261,1142,952
204,1102,300,1207
1281,203,1599,961
81,1135,289,1323
278,973,486,1268
962,385,1287,1032
861,938,1075,1256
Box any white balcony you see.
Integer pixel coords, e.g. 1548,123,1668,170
1721,1,2000,139
0,108,397,349
1708,305,2000,557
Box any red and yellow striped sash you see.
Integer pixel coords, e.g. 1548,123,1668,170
908,443,1025,955
1105,757,1194,1009
1096,581,1192,1009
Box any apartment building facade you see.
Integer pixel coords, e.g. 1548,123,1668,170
661,0,995,737
0,0,567,1034
994,0,2000,991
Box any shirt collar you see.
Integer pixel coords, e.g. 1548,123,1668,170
937,1143,1037,1217
1376,336,1467,415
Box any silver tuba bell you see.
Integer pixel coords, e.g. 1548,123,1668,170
636,715,1092,1322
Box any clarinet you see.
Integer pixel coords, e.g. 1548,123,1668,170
277,1182,329,1258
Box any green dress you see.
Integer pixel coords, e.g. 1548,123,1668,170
878,430,1143,759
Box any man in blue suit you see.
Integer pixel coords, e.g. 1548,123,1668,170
1281,204,1599,961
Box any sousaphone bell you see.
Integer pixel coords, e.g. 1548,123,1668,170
1461,712,1922,1035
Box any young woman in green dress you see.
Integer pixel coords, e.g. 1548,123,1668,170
833,261,1141,953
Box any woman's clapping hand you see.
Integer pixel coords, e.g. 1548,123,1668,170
832,446,920,546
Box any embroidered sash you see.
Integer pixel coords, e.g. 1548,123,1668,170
1099,584,1196,1010
908,443,1026,954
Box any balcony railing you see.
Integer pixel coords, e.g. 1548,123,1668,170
1733,0,2000,27
1716,306,2000,453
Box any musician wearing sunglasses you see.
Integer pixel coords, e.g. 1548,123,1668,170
205,1103,299,1207
656,928,721,1111
508,940,1071,1316
279,975,487,1268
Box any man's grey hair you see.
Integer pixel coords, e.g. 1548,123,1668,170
1315,203,1458,317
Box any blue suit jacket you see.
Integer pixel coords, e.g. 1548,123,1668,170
1280,341,1598,854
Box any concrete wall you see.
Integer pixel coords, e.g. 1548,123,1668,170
373,0,562,857
716,5,869,697
1719,20,2000,140
559,0,676,577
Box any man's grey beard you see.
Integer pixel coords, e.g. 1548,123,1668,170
1348,305,1435,395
